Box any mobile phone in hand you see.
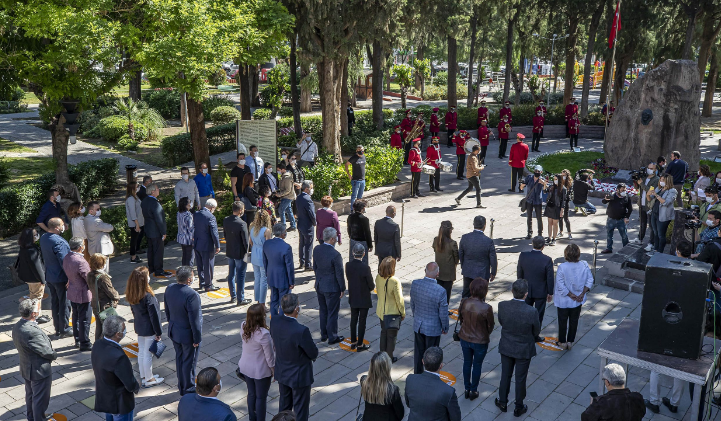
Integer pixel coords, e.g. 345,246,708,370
589,392,598,398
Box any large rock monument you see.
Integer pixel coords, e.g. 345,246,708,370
604,59,701,171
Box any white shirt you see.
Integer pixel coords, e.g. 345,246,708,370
246,155,264,180
104,336,121,347
71,216,87,240
427,371,441,378
297,138,318,162
554,261,595,309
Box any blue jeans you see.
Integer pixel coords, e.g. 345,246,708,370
279,199,295,228
227,258,247,300
351,179,366,207
252,264,268,304
577,201,597,214
270,287,290,317
461,340,488,392
605,218,629,251
105,411,134,421
650,214,672,252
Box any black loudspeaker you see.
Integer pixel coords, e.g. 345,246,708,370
638,253,711,359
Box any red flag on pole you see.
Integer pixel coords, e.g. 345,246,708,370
609,0,622,49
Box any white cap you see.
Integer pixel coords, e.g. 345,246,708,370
534,165,543,172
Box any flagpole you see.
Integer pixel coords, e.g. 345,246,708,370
604,0,621,144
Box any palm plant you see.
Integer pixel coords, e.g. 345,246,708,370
113,97,167,140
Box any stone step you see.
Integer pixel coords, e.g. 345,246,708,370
602,274,645,294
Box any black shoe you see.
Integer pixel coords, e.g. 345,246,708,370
417,192,426,197
356,344,370,352
465,391,470,399
514,404,528,417
644,399,660,414
36,315,51,324
436,188,443,191
287,227,296,232
79,343,92,352
430,189,437,193
131,257,142,264
494,398,508,412
328,336,345,345
320,337,328,342
535,336,545,343
469,391,480,401
230,297,237,304
75,341,80,348
350,343,357,350
239,299,252,306
304,266,313,272
526,234,532,239
156,270,174,277
391,357,398,363
601,249,613,254
205,286,220,292
59,328,73,338
662,397,678,413
508,189,515,192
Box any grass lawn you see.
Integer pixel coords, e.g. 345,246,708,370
3,157,54,184
0,137,37,153
533,151,605,176
80,136,168,168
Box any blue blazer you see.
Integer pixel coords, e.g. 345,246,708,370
39,233,70,284
312,244,345,293
178,394,237,421
296,192,316,235
193,208,220,252
410,277,449,337
517,250,554,299
270,314,318,388
263,237,295,289
164,283,203,345
141,196,166,238
458,230,497,280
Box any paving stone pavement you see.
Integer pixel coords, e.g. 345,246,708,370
3,131,721,421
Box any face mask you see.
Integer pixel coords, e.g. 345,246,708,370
59,226,65,234
717,178,721,184
136,184,141,192
707,196,715,203
562,176,567,180
553,180,558,185
707,219,715,227
95,210,101,217
202,168,208,174
238,159,245,165
80,207,86,214
620,191,627,197
281,154,287,160
265,168,271,174
659,181,665,187
251,151,257,157
218,379,222,393
55,195,61,202
534,172,541,177
34,233,40,242
309,188,314,196
290,159,296,165
121,327,127,339
647,168,654,175
182,174,189,181
306,137,311,141
357,150,363,155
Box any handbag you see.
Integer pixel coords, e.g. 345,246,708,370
241,195,257,212
148,339,167,358
235,367,246,381
382,278,401,331
10,255,23,286
93,273,118,323
243,251,252,263
452,299,463,342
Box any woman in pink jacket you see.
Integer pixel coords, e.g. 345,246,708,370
315,195,342,245
238,304,275,421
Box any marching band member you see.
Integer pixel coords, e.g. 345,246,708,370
402,111,414,166
445,105,458,147
426,136,443,192
477,119,491,163
564,97,578,138
568,111,581,150
509,134,529,193
430,107,441,139
532,110,544,152
409,138,425,198
497,114,511,159
390,125,403,149
499,100,512,124
477,100,489,126
452,129,466,180
535,100,547,137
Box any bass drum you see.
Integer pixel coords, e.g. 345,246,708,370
464,138,481,154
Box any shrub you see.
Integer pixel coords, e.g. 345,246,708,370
142,89,181,119
583,111,606,126
202,94,235,119
97,115,149,143
278,134,297,148
433,71,448,87
118,135,139,151
493,91,564,105
0,158,118,237
210,106,241,125
253,108,272,120
279,115,323,137
0,159,9,189
161,122,236,166
113,98,166,140
208,69,227,86
78,110,100,135
278,107,294,118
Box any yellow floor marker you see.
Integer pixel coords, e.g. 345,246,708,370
207,287,231,299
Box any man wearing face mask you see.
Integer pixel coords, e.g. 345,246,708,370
445,106,458,147
509,134,529,192
36,189,67,233
231,152,251,201
345,145,367,207
601,183,633,254
296,181,317,271
91,315,140,421
693,210,721,255
245,145,264,181
296,133,318,168
85,201,114,273
698,186,721,236
276,163,297,232
178,367,236,421
572,170,597,215
633,162,659,250
194,199,222,292
665,151,688,207
520,166,548,239
531,110,544,152
175,167,200,209
194,162,215,209
257,162,279,198
426,137,442,192
40,218,72,337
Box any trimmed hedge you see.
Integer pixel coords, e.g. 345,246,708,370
0,158,119,237
143,89,181,120
161,122,236,166
210,106,241,125
97,115,149,142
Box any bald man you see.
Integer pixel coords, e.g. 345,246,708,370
410,262,449,374
374,205,401,270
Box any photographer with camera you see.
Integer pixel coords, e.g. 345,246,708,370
648,174,677,253
633,162,659,251
600,184,633,255
520,166,548,240
573,169,596,215
690,210,721,256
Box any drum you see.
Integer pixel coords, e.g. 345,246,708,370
440,161,453,172
464,138,481,153
422,165,436,175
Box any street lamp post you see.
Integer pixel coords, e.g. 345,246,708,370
533,33,569,106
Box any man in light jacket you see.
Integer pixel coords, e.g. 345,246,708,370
85,201,114,272
175,166,201,209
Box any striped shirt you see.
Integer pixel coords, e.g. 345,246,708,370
177,211,194,246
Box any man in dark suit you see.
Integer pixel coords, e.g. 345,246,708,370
517,235,554,341
296,180,316,271
223,201,251,305
459,215,497,298
263,223,295,317
137,175,152,200
91,315,140,420
313,227,346,345
270,294,319,421
12,299,57,421
495,279,541,417
38,217,72,337
194,198,221,292
164,266,203,396
405,347,461,421
346,243,374,351
374,205,401,270
141,184,172,277
178,367,236,421
410,262,449,374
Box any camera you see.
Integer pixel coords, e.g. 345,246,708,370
684,206,702,229
630,167,646,181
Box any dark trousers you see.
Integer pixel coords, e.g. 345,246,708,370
298,232,313,268
269,287,290,317
129,226,144,256
92,308,104,340
278,383,311,421
47,281,70,334
194,249,215,289
147,236,164,275
70,301,92,346
244,376,272,421
379,319,399,359
527,204,544,235
350,307,369,345
24,376,52,421
498,354,531,408
462,276,475,299
557,305,582,343
413,331,441,374
674,184,684,207
511,167,524,191
570,134,578,148
561,201,571,233
447,128,455,147
456,154,466,178
499,139,508,157
429,168,440,190
457,176,481,206
181,244,194,266
411,172,421,196
480,146,488,162
532,133,541,151
437,279,453,304
317,291,341,342
173,340,199,395
565,124,570,138
525,296,547,325
639,205,654,242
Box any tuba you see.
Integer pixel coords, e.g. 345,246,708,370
504,123,510,132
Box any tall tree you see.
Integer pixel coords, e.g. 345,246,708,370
697,3,721,84
581,0,607,116
466,9,479,107
503,3,522,103
703,42,720,117
562,1,584,107
680,0,703,60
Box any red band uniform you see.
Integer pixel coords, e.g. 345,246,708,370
452,132,466,180
568,115,580,149
426,138,442,192
498,118,511,158
534,103,547,137
499,104,513,124
509,134,529,192
390,126,403,149
408,140,424,197
477,105,489,126
477,122,490,162
445,108,458,147
430,108,440,137
564,101,578,138
531,114,544,152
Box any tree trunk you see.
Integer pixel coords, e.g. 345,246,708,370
553,64,559,93
415,45,425,91
385,64,391,91
239,64,252,120
180,92,188,127
516,50,525,106
613,52,634,105
128,69,142,101
703,45,719,117
372,41,385,130
697,10,721,83
563,16,580,107
503,7,519,103
599,0,614,105
448,36,458,108
289,33,302,137
318,58,343,160
475,31,487,106
50,114,80,203
466,12,478,107
251,65,260,107
581,1,605,117
300,63,312,113
340,57,349,136
187,97,210,173
682,1,701,60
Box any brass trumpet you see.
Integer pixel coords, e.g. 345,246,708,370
504,123,510,132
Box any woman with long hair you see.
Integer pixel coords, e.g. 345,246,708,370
458,278,494,400
126,266,164,387
360,352,404,421
176,196,194,266
558,169,574,239
649,174,678,253
249,210,274,307
692,164,712,204
554,244,593,349
432,220,459,305
375,257,405,363
238,304,275,421
67,202,90,261
87,253,119,340
125,181,145,263
17,227,50,323
543,174,567,246
242,172,259,224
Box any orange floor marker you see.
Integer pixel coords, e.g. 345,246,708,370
438,371,456,386
339,338,370,352
68,316,95,327
153,269,176,279
536,337,564,352
449,309,459,321
49,414,67,421
122,342,140,358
